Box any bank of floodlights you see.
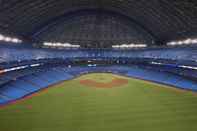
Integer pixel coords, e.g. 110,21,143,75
112,44,147,49
0,34,22,43
43,42,80,48
167,38,197,46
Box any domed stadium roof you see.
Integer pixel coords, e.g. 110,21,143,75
0,0,197,47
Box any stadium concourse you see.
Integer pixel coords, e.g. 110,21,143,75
1,0,197,131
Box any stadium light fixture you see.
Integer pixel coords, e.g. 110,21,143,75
112,44,147,49
11,38,20,43
43,42,80,48
151,62,163,65
0,34,22,43
178,65,197,70
167,38,197,46
0,35,4,41
4,37,12,42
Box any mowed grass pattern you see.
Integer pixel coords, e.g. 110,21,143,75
0,73,197,131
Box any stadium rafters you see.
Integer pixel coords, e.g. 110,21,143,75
0,0,197,47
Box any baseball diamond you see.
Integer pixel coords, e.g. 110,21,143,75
0,73,197,131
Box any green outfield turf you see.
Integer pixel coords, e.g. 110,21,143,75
0,73,197,131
